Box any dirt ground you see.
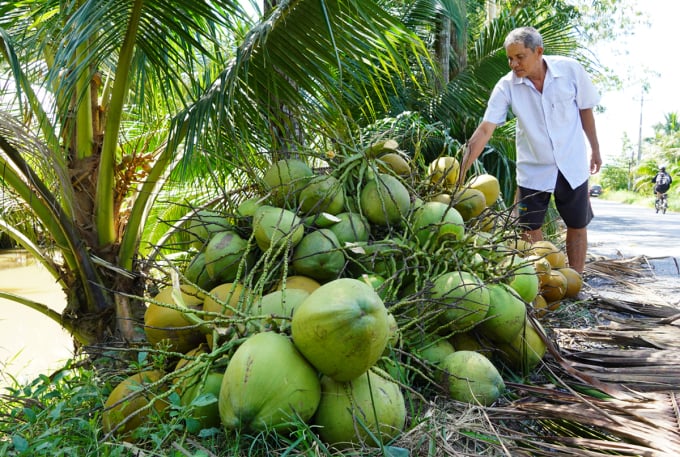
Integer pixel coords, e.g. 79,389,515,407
0,251,73,387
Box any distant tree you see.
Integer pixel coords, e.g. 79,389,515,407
653,112,680,136
600,163,630,191
635,112,680,196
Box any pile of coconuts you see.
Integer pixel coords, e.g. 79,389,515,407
102,139,583,449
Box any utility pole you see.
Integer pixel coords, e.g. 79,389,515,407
637,86,644,163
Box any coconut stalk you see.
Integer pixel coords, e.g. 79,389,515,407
95,0,144,247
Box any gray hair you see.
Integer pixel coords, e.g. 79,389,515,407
504,27,543,51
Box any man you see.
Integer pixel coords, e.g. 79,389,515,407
651,166,672,200
459,27,601,274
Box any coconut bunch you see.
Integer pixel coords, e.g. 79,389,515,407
104,139,580,447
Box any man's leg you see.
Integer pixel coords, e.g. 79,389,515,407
565,226,587,273
521,228,543,243
516,186,550,245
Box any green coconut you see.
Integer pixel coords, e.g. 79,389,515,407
476,283,527,344
413,336,456,366
262,158,314,207
359,173,411,226
385,312,400,348
507,259,540,303
439,350,505,406
178,371,224,432
291,229,345,281
468,174,501,207
184,252,216,290
299,174,345,215
328,211,371,245
411,200,465,248
252,205,304,251
496,318,547,375
313,368,406,447
202,282,251,348
218,332,321,432
291,278,389,381
249,288,310,331
202,282,250,318
452,188,487,221
359,273,388,301
449,331,490,354
144,284,205,353
102,370,167,439
185,209,232,249
430,271,490,332
235,196,265,218
204,230,253,283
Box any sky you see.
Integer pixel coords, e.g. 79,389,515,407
592,1,680,165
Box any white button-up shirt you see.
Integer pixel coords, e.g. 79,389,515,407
483,55,600,191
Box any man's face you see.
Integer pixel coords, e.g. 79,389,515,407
506,43,544,78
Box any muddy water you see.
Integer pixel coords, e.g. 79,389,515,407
0,250,73,387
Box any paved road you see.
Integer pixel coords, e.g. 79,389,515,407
586,198,680,304
588,198,680,259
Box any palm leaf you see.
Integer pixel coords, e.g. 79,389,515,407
171,0,430,174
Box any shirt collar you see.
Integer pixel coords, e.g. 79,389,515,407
511,56,562,86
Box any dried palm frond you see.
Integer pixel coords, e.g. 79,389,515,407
507,384,680,456
584,256,656,279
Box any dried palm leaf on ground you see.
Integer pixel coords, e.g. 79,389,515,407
394,384,680,456
558,316,680,348
553,321,680,390
591,294,678,317
506,384,680,456
585,255,680,306
584,256,657,279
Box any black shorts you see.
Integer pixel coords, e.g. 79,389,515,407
516,171,593,231
654,184,669,194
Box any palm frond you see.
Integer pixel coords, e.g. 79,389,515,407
171,0,430,176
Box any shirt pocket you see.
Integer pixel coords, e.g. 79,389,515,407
549,84,577,124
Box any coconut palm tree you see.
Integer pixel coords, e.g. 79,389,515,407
0,0,429,346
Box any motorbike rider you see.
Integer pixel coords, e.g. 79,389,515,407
651,166,672,200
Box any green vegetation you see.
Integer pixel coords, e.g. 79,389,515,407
598,109,679,212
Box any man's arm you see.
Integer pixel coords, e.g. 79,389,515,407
579,108,602,174
458,121,496,185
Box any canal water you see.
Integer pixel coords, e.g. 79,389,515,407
0,250,73,387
